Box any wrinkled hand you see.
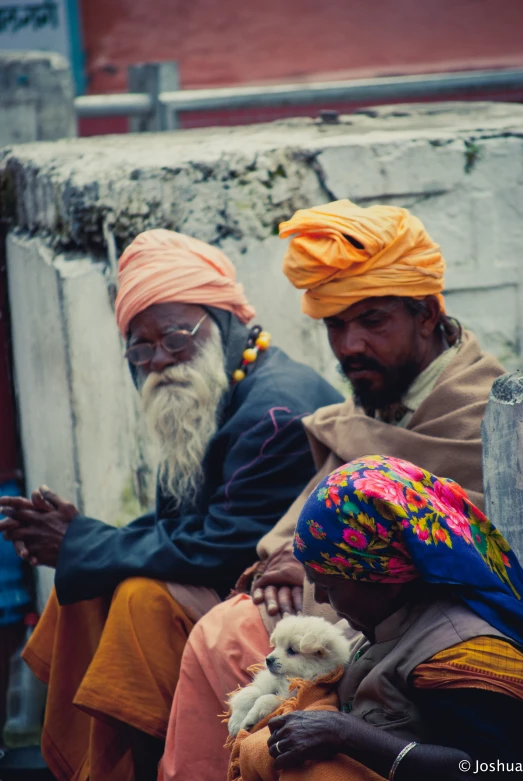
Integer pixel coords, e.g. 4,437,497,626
268,711,345,770
0,487,79,568
252,541,304,616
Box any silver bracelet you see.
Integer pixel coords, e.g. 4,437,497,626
388,741,419,781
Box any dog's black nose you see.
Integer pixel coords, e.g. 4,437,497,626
266,655,276,670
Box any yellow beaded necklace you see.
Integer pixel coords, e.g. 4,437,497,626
232,325,272,383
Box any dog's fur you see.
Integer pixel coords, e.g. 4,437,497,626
227,615,351,736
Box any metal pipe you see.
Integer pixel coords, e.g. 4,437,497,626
159,69,523,111
75,93,152,118
74,68,523,120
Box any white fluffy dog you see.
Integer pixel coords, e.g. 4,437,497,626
227,615,351,736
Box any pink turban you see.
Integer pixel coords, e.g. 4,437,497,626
115,229,256,336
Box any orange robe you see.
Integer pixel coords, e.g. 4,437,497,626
23,578,194,781
158,594,271,781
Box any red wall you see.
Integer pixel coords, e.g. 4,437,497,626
78,0,523,135
80,0,523,95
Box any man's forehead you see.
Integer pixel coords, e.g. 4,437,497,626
326,296,403,321
128,301,206,338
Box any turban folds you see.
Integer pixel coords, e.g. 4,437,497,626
280,199,446,318
115,229,255,337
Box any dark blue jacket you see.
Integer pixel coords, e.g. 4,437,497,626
55,347,342,604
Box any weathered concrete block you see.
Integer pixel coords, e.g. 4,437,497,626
6,233,154,520
6,232,155,607
0,51,75,145
6,235,78,501
483,372,523,562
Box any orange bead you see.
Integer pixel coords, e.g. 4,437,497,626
233,369,246,382
243,348,258,364
255,332,271,351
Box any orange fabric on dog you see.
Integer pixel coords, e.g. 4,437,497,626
280,199,445,319
115,229,256,337
227,668,385,781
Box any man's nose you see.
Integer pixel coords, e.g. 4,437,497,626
339,324,366,357
149,345,180,374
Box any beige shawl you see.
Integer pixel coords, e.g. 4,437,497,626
256,330,504,630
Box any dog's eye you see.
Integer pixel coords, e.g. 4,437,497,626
286,647,297,656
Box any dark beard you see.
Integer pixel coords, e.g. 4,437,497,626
339,355,422,412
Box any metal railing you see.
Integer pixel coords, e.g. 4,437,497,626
74,64,523,132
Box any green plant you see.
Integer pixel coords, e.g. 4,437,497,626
464,141,481,174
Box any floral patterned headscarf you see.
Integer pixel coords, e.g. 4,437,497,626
293,455,523,645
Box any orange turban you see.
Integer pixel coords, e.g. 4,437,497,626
115,229,255,337
280,199,446,318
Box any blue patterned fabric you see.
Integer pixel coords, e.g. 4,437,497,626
294,456,523,645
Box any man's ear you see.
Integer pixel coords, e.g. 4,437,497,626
299,633,330,655
418,295,441,338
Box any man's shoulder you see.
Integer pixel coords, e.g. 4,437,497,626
233,347,343,416
440,330,505,380
423,329,505,410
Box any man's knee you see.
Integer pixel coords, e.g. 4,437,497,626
189,594,269,663
112,577,170,614
189,595,254,642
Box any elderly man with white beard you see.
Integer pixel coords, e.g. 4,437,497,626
0,229,341,781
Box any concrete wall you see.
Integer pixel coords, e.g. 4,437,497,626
1,103,523,558
0,51,75,146
4,238,147,607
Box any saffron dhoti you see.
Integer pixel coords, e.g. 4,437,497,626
23,578,194,781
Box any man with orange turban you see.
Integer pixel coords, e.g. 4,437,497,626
158,200,506,781
0,229,341,781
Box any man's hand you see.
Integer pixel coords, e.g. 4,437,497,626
0,487,79,568
268,711,345,770
252,542,304,616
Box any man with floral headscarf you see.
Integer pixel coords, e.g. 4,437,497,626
0,229,341,781
160,200,507,781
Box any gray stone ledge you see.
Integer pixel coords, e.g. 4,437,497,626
2,101,523,252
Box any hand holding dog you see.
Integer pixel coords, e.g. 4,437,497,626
268,711,347,769
268,709,416,776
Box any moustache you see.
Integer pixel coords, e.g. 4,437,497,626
141,365,194,397
339,356,386,376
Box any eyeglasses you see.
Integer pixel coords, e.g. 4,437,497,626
124,313,208,366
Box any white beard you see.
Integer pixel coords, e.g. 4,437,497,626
140,323,228,510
